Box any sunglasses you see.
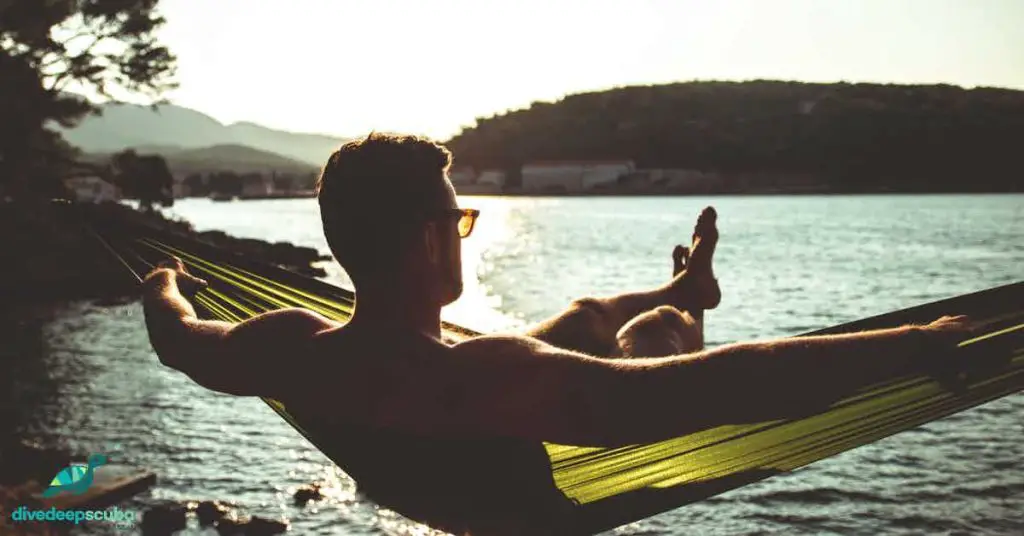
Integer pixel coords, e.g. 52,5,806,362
430,208,480,238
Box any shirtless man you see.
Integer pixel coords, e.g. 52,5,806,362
143,133,973,535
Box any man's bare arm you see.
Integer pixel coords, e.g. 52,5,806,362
142,261,337,395
377,317,970,447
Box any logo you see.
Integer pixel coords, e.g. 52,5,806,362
10,506,136,529
42,453,107,497
8,453,137,530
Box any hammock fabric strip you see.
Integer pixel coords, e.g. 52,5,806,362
75,204,1023,534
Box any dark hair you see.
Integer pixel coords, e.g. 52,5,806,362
316,132,453,282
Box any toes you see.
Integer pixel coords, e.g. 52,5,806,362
696,207,717,231
673,245,688,274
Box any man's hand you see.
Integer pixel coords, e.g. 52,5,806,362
916,315,977,391
145,256,208,296
922,315,976,346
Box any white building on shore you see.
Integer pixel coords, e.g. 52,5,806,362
448,166,477,186
65,176,121,203
521,160,635,193
475,169,507,189
240,175,273,197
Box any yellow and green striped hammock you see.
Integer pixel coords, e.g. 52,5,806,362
77,204,1023,534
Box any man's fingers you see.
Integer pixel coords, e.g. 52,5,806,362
178,273,208,296
150,256,208,295
931,314,974,332
156,256,185,272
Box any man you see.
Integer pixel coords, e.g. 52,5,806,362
143,133,973,535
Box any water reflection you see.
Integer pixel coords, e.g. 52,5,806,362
3,195,1020,535
442,196,523,332
0,304,70,483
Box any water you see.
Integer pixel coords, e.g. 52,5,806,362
3,194,1022,535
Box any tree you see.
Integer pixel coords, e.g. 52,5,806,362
0,0,176,197
293,172,318,191
208,171,243,197
111,149,173,211
272,173,293,192
182,172,206,197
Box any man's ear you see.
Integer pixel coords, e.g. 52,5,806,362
422,222,439,265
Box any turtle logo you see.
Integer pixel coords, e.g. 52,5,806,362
41,454,108,497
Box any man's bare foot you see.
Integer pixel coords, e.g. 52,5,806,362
672,245,689,276
669,207,721,311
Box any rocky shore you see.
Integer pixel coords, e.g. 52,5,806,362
0,441,294,535
0,442,72,536
0,200,330,304
0,201,332,534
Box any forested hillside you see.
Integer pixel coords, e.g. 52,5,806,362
446,81,1024,191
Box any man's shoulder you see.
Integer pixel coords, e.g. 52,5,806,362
262,308,338,332
449,333,553,360
311,326,448,370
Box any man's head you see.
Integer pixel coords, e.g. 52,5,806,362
316,133,477,307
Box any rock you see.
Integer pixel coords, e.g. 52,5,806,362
141,504,187,535
236,238,265,256
295,245,329,262
243,516,289,535
215,513,248,536
199,230,229,243
0,201,324,304
93,295,136,307
292,483,323,505
0,440,70,486
195,500,233,526
215,513,289,536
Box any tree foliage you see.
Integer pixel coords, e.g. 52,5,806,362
182,172,207,197
446,81,1024,192
208,171,243,196
0,0,176,197
111,149,173,210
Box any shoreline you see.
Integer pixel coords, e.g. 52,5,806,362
181,188,1023,202
0,201,330,305
454,188,1023,197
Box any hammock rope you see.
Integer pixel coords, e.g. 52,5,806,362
75,204,1023,534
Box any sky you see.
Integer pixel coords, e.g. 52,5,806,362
150,0,1024,140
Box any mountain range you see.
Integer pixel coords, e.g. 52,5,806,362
80,143,319,177
61,102,348,167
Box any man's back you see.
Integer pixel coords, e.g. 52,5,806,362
278,328,579,534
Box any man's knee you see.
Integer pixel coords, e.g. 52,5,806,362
528,298,615,356
616,311,682,358
618,307,675,340
651,306,692,332
617,306,702,355
567,298,611,331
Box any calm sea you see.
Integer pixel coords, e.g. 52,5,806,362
3,194,1021,535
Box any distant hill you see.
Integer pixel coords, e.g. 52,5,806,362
61,102,347,165
164,144,317,175
85,144,318,177
447,80,1024,192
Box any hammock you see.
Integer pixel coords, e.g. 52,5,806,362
72,203,1024,534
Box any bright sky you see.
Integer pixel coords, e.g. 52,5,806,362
154,0,1024,140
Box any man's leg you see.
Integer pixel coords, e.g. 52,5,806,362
614,305,704,357
523,207,719,356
